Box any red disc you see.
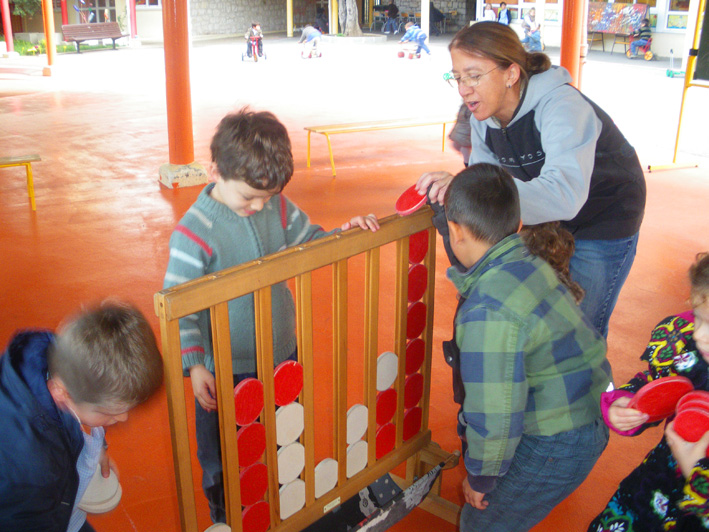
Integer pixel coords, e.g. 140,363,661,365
408,230,428,264
239,462,268,507
274,360,304,406
397,51,405,58
674,407,709,442
376,388,397,425
242,501,270,532
237,422,266,468
395,184,427,216
405,338,425,375
406,302,426,339
407,264,428,303
403,407,422,441
676,390,709,412
404,373,424,409
234,378,264,426
627,376,693,423
376,423,396,459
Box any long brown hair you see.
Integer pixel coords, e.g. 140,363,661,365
520,222,585,303
689,252,709,307
449,21,551,82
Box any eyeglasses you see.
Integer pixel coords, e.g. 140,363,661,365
444,66,501,88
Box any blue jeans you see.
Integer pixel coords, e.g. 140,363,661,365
383,17,398,32
630,38,648,55
416,35,431,55
569,233,639,338
460,420,609,532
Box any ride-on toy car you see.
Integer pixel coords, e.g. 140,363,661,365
242,36,266,62
626,36,653,61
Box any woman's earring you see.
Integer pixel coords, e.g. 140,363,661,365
506,83,511,89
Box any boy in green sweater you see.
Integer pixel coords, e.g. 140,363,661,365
163,108,378,524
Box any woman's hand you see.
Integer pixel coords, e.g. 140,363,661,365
416,171,453,205
607,396,649,432
189,364,217,412
462,477,488,510
666,421,709,478
341,213,379,232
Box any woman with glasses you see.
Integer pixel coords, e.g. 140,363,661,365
417,21,646,341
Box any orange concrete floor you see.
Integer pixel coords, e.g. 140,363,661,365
1,36,709,532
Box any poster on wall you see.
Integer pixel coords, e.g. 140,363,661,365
587,2,648,34
694,3,709,81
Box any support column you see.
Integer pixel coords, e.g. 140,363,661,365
129,0,138,38
1,0,14,54
560,0,584,87
41,0,57,76
158,0,208,188
287,0,293,37
332,0,339,35
60,0,68,25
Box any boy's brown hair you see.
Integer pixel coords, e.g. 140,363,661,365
48,301,163,407
690,252,709,307
210,108,294,192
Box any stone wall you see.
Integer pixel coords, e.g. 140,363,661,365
395,0,469,32
190,0,316,35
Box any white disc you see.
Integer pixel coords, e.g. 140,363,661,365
204,524,231,532
346,440,368,478
346,403,368,445
78,465,122,514
376,351,398,391
279,478,306,520
275,402,304,446
277,442,305,485
314,458,338,498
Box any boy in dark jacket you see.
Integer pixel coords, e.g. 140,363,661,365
0,302,163,532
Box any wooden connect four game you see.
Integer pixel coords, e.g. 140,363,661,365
155,209,459,532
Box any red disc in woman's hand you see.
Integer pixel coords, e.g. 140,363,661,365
395,185,427,216
627,376,693,423
234,378,264,426
274,360,303,406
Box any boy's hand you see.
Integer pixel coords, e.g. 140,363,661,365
416,171,454,205
666,421,709,478
189,364,218,412
99,448,119,479
607,396,649,432
462,477,489,510
341,214,379,232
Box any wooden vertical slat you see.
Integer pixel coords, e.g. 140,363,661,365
255,286,280,528
420,227,437,431
211,303,243,530
332,260,348,484
155,301,199,532
363,248,380,465
393,237,409,448
296,273,316,506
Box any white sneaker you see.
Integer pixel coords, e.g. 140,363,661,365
384,31,390,34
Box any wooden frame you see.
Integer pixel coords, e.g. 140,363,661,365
155,208,460,532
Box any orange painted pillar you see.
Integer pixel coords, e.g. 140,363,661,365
560,0,584,88
1,0,14,53
41,0,57,75
161,0,194,165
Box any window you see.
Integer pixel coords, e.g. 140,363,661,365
136,0,161,7
74,0,118,23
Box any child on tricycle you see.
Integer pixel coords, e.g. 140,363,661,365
244,22,264,60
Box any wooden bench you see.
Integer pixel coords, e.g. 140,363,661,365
305,118,455,177
62,22,128,53
0,154,40,211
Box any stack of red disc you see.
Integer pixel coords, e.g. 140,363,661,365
673,389,709,456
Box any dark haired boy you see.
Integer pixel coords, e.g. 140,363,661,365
163,108,378,524
245,22,263,58
439,163,611,532
630,18,651,56
0,302,163,532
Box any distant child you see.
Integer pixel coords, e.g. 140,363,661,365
588,252,709,531
630,17,652,56
244,22,263,58
298,24,322,54
399,21,430,56
482,3,496,21
383,0,399,34
434,163,610,532
497,2,511,25
0,301,163,532
163,108,379,524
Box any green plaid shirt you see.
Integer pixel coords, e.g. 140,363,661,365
448,234,610,491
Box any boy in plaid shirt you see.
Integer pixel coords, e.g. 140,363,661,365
439,163,612,532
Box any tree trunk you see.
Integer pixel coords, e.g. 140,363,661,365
343,0,363,36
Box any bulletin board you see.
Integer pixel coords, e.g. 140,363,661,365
587,2,648,34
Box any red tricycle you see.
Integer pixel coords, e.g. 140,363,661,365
242,36,266,62
626,36,653,61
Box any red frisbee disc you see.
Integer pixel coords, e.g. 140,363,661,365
406,302,427,339
676,390,709,412
404,373,424,409
405,338,425,375
234,378,264,426
239,462,268,506
408,230,429,264
395,185,427,216
237,422,266,468
403,407,422,441
376,388,397,425
674,407,709,442
376,423,396,459
407,264,428,303
242,501,270,532
397,51,405,58
627,376,693,423
274,360,304,406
